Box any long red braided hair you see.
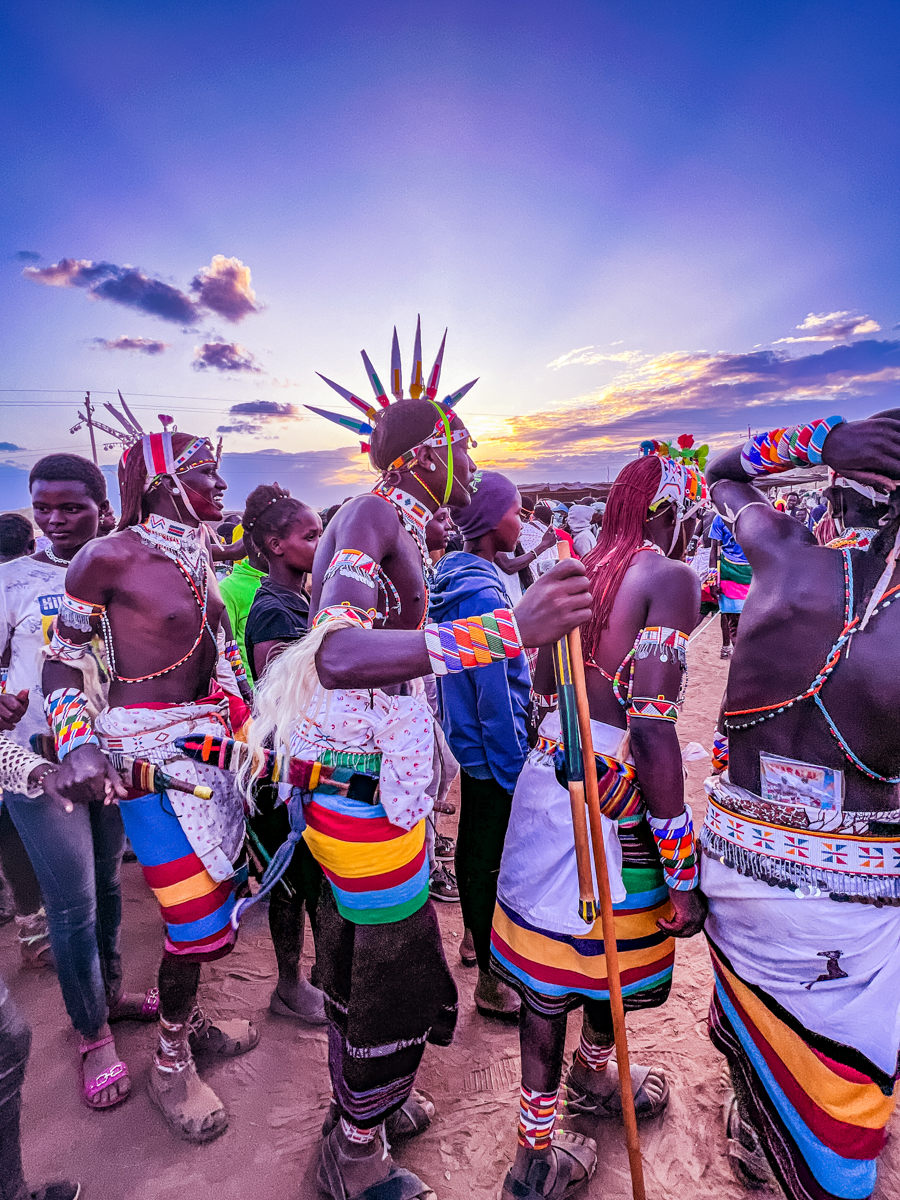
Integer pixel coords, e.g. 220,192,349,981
581,454,664,659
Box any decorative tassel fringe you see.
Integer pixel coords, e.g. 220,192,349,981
701,828,900,904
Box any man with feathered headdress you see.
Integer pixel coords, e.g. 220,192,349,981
244,321,593,1200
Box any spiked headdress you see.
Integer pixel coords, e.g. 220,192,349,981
307,317,478,503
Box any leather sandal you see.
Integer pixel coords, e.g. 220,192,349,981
188,1009,259,1057
724,1092,776,1189
317,1123,436,1200
322,1090,434,1142
563,1057,669,1119
500,1131,596,1200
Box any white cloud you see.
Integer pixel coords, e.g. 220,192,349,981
547,346,646,369
774,311,881,344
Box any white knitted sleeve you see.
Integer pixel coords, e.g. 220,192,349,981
0,735,50,798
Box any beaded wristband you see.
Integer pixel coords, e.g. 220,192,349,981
44,687,100,760
311,604,376,631
740,416,845,478
628,696,680,722
711,731,729,773
647,807,699,890
423,609,523,676
0,666,6,695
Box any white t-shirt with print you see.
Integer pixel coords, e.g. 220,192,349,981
0,557,67,749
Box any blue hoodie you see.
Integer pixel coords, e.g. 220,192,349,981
428,551,531,794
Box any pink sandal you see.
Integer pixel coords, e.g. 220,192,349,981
79,1035,130,1109
108,986,160,1023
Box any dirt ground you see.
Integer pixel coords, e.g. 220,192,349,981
8,618,900,1198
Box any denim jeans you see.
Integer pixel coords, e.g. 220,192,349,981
0,978,30,1200
3,792,125,1039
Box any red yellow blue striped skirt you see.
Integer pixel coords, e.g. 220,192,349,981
302,791,429,926
709,940,897,1200
491,819,674,1019
120,790,246,961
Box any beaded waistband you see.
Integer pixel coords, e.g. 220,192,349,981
701,776,900,903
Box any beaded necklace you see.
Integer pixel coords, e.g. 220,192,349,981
827,527,879,552
44,545,73,566
724,547,900,783
371,480,435,627
104,515,214,684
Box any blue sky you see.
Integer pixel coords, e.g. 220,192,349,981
2,0,898,510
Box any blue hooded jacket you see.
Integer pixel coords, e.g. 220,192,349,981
428,551,531,794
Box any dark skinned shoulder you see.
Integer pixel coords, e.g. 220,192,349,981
326,493,402,553
63,527,144,601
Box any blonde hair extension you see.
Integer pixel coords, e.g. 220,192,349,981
239,615,359,801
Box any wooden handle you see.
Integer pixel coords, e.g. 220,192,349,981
557,541,646,1200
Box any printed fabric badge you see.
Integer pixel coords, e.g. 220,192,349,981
759,751,844,814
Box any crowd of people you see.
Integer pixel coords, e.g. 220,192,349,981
1,369,900,1200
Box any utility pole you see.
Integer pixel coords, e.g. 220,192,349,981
84,392,99,465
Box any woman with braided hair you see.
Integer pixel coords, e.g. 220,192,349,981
490,445,708,1200
240,483,328,1026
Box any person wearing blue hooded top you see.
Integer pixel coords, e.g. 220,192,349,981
429,470,530,1021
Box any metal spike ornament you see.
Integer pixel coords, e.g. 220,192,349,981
409,314,424,398
390,327,403,401
310,320,479,501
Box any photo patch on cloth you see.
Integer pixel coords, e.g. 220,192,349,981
759,752,843,813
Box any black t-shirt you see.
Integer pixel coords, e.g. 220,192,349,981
244,578,310,682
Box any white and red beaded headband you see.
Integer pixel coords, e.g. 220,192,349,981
131,432,218,493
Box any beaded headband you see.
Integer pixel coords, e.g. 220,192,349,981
125,432,218,493
243,490,294,534
639,435,710,552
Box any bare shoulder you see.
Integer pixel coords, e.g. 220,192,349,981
635,554,700,623
330,493,400,547
71,528,141,571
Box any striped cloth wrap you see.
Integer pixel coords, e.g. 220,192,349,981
301,748,430,926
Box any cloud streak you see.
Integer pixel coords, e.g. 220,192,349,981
547,346,646,369
92,335,168,355
193,341,262,373
774,311,881,343
473,338,900,475
24,255,261,326
217,399,297,436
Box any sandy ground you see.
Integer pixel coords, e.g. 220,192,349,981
8,618,900,1198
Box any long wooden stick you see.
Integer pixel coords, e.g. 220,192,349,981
558,542,646,1200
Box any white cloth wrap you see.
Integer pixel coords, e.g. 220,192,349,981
290,686,435,832
704,854,900,1077
497,710,627,936
94,700,244,883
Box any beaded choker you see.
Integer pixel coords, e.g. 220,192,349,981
371,481,433,567
134,514,207,587
827,527,879,552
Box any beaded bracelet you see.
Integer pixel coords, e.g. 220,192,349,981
424,609,523,675
647,807,699,890
711,731,729,773
740,415,845,478
311,604,376,631
628,696,680,722
44,687,100,760
223,639,249,687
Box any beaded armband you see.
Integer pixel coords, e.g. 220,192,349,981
740,415,845,478
44,687,100,760
311,604,375,631
223,639,248,687
60,592,106,633
647,807,699,890
323,548,401,616
47,627,92,663
635,626,689,667
628,696,679,722
711,731,729,773
531,689,558,708
423,609,523,675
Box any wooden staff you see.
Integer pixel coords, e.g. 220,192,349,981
556,541,646,1200
551,633,598,924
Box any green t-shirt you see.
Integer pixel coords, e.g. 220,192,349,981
219,559,265,674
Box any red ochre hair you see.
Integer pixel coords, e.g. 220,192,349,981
581,454,664,655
